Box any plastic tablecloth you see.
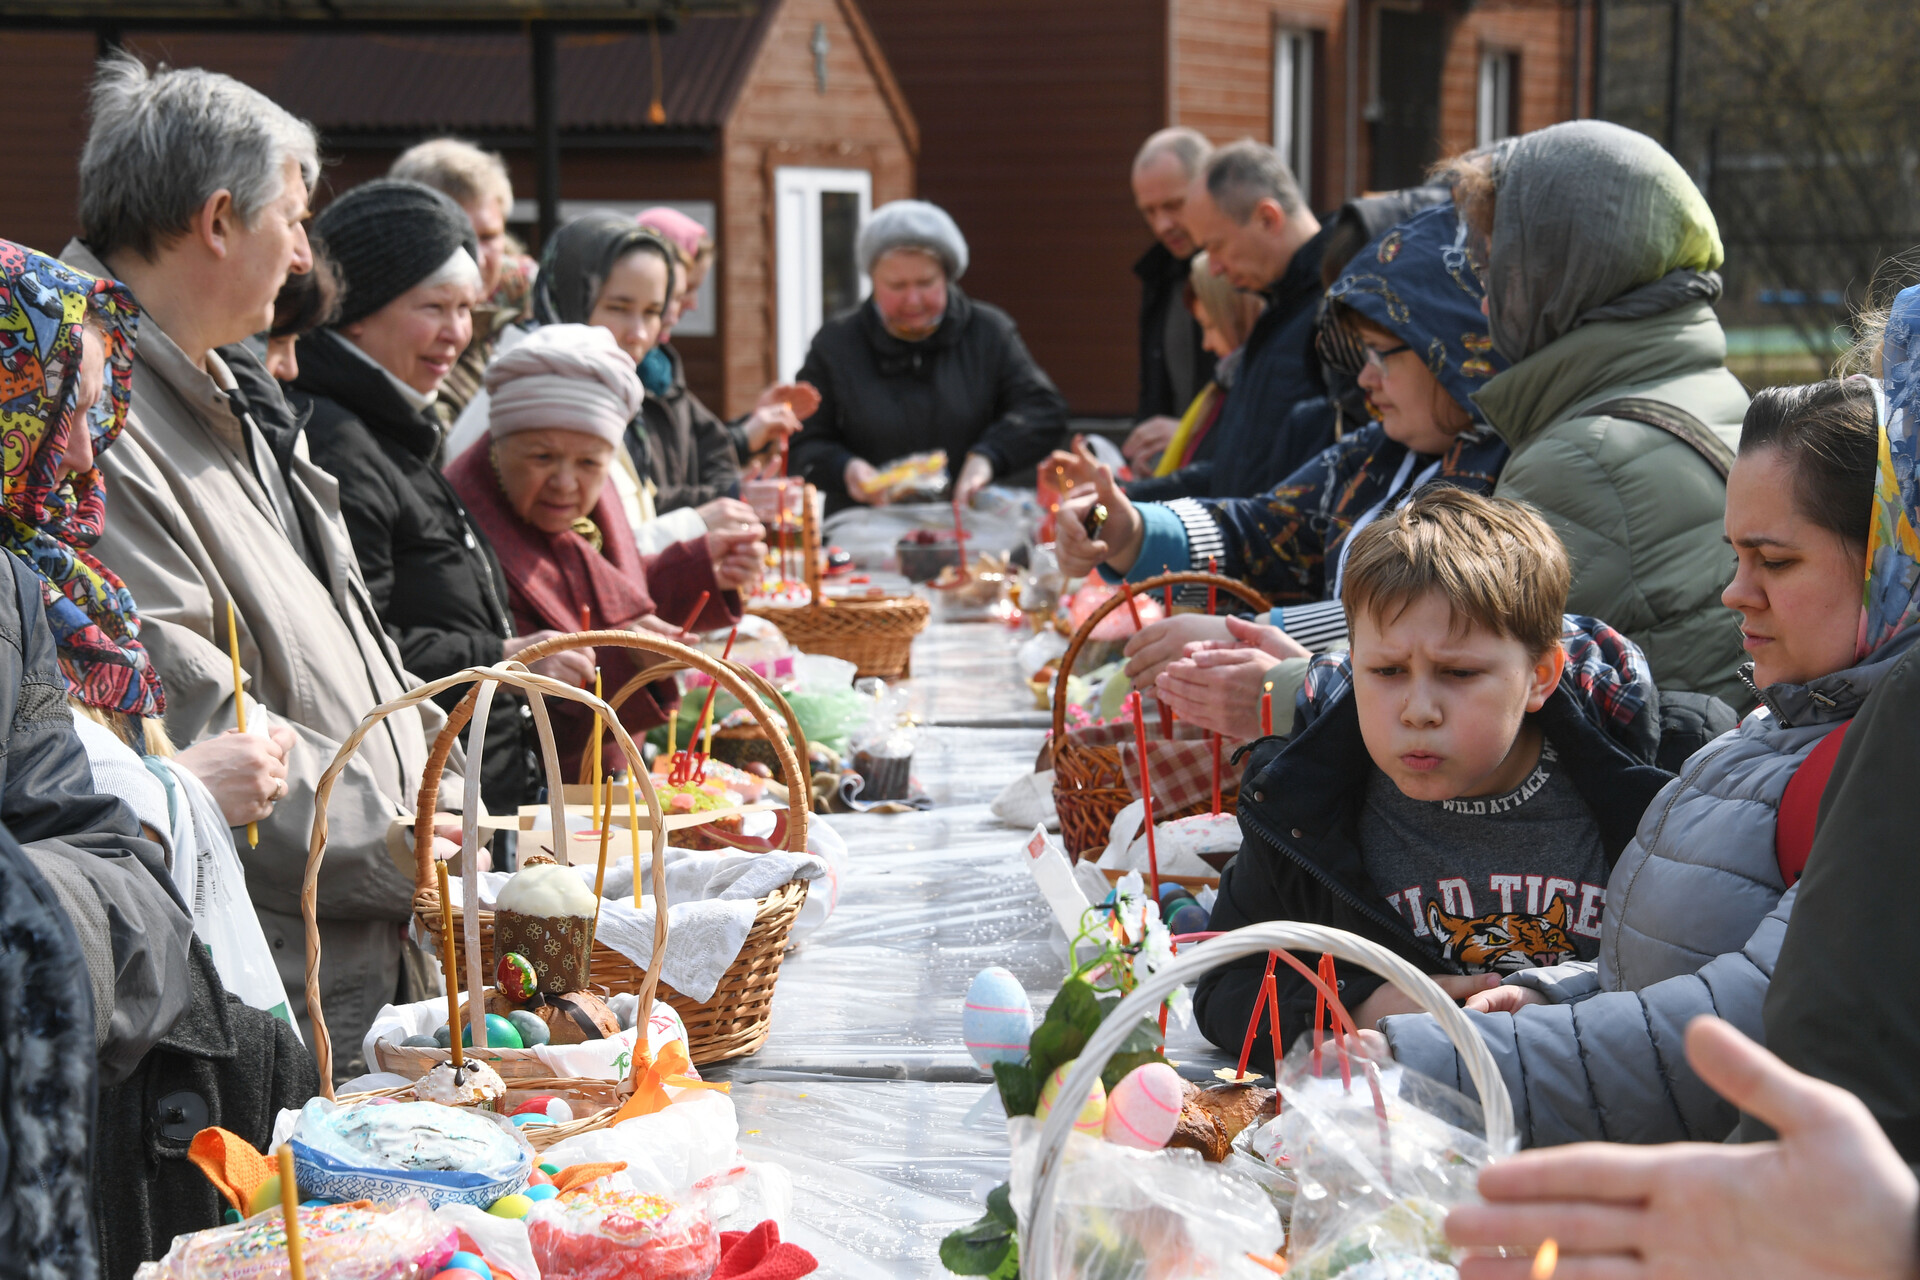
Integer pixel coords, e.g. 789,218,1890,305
707,622,1232,1276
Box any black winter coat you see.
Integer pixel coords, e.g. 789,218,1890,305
631,344,740,515
288,331,535,812
790,287,1069,513
1195,633,1674,1073
1135,241,1216,424
96,945,318,1280
1126,226,1336,503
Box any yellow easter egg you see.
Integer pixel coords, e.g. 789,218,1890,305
1035,1058,1107,1136
246,1173,283,1216
488,1193,534,1219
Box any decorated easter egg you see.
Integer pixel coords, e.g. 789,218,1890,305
462,1014,525,1050
443,1253,493,1280
246,1174,284,1216
401,1034,440,1048
487,1193,533,1219
510,1113,553,1129
507,1009,551,1047
961,967,1034,1068
1035,1059,1107,1136
1102,1062,1184,1150
1168,903,1210,936
495,952,540,1004
432,1024,452,1048
523,1183,559,1202
509,1094,575,1123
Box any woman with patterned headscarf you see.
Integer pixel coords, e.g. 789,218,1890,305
1057,202,1513,740
1378,359,1920,1149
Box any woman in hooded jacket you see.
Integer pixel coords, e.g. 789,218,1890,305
1377,374,1911,1148
1442,120,1750,709
1056,203,1513,738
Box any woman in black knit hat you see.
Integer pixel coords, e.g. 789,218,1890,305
286,179,586,820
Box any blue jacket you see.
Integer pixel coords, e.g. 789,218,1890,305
1125,224,1336,502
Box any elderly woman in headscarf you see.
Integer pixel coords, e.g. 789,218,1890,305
446,323,758,780
0,240,318,1272
789,199,1069,514
1439,120,1751,707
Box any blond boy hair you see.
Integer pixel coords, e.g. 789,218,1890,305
389,137,513,215
1340,487,1570,656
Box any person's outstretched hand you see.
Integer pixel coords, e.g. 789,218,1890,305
953,452,995,509
1122,415,1179,471
1056,464,1143,579
706,524,768,591
844,458,884,505
506,629,595,687
757,380,822,421
1448,1016,1920,1280
1153,616,1310,739
175,726,295,828
696,496,760,532
1122,614,1235,685
739,402,803,453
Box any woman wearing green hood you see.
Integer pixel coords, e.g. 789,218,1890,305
1446,120,1749,708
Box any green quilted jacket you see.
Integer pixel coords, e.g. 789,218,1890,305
1476,300,1750,708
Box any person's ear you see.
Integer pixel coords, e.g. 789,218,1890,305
1525,642,1567,714
193,189,238,260
1257,197,1288,238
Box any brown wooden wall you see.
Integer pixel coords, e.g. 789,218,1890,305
858,0,1166,419
0,32,97,257
718,0,918,417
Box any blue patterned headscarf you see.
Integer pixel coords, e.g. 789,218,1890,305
1326,202,1509,422
1861,285,1920,658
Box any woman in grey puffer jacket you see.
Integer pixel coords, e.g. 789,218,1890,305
1381,377,1912,1146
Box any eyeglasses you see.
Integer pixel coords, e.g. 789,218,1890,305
1362,342,1411,371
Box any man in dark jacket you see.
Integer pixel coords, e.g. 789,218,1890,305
1128,141,1335,503
790,200,1068,514
1127,128,1217,470
1195,618,1673,1071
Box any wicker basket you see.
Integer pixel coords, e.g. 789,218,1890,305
413,630,814,1067
302,662,673,1141
1051,572,1270,857
745,480,930,679
1019,922,1517,1277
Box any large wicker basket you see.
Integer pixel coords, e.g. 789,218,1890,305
1020,922,1517,1277
746,480,929,679
1051,571,1269,857
412,630,814,1067
301,662,674,1142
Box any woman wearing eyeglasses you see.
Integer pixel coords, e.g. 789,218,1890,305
1056,201,1512,739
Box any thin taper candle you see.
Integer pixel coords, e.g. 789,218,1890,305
436,860,464,1069
1120,580,1144,632
226,599,258,848
277,1144,306,1280
1261,679,1274,737
591,668,605,844
1160,584,1175,738
1211,733,1222,815
1128,692,1161,900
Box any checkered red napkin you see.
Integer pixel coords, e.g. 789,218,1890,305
1066,716,1244,814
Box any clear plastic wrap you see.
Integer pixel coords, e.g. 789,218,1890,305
1274,1038,1494,1280
1006,1118,1284,1280
133,1201,456,1279
287,1098,533,1210
525,1181,721,1280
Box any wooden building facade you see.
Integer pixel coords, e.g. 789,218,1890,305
0,0,918,417
860,0,1595,417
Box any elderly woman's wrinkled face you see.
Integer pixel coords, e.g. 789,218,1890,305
343,277,476,395
495,429,616,534
589,249,671,365
54,323,106,481
871,248,948,340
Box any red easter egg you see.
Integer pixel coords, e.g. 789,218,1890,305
510,1095,557,1117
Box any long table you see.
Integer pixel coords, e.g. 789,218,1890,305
708,620,1231,1276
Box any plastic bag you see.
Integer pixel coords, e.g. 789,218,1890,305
1272,1035,1497,1280
133,1200,456,1279
524,1178,721,1280
287,1097,533,1210
1007,1117,1285,1280
163,758,299,1036
539,1088,740,1199
435,1201,540,1280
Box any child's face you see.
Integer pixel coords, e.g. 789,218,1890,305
1351,591,1563,802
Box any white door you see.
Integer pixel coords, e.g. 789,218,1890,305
775,166,872,383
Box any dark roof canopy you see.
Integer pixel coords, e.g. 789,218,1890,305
0,0,754,26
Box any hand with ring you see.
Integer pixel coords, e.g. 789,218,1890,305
174,725,296,827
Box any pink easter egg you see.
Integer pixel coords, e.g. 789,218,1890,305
1102,1062,1184,1149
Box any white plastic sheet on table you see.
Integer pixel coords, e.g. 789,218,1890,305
701,622,1237,1276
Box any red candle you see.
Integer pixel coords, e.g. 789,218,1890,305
952,497,970,580
1160,585,1176,739
1128,692,1161,900
1120,580,1145,632
1207,556,1218,614
1211,733,1222,815
1261,678,1274,737
677,590,711,635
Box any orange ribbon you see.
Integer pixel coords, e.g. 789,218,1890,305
609,1040,730,1124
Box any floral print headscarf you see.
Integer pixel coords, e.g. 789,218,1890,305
0,240,164,716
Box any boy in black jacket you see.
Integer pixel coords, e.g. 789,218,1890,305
1196,489,1672,1067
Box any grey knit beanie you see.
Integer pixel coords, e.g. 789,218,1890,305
857,199,968,280
315,179,480,325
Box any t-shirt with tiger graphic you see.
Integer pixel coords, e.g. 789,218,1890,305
1356,743,1608,973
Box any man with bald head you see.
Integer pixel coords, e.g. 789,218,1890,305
1126,127,1215,471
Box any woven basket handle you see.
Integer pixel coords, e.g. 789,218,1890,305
1019,922,1516,1279
304,664,668,1096
414,629,812,879
1049,571,1269,741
